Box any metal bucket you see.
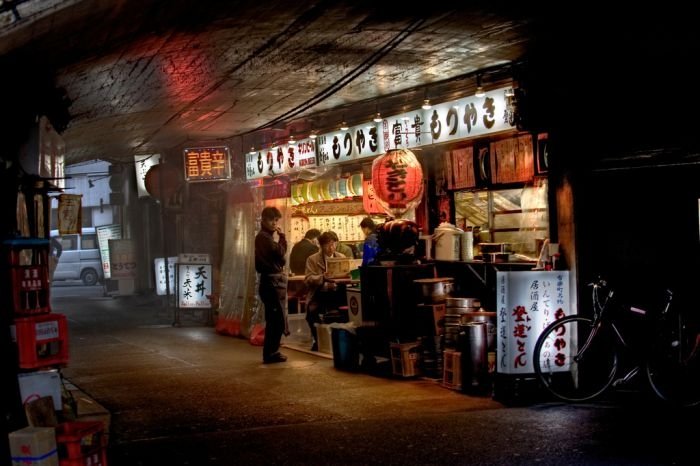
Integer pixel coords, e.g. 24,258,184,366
458,322,488,391
460,311,496,351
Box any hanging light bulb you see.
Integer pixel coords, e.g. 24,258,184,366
421,98,432,110
288,134,296,145
474,74,485,98
309,130,317,139
340,121,349,131
373,112,382,123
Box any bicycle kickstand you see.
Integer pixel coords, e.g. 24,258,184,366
612,366,640,388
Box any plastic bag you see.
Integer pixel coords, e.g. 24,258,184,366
249,323,265,346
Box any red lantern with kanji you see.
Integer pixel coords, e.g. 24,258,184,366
371,148,424,218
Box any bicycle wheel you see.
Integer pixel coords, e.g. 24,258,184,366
646,318,700,407
533,316,619,402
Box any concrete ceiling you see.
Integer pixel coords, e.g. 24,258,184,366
1,1,537,167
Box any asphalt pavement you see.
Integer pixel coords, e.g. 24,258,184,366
52,285,699,465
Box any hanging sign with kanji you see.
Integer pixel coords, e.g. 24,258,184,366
183,146,231,182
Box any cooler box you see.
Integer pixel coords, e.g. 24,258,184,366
331,327,359,370
18,369,63,410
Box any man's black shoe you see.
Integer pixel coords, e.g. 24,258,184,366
263,352,287,364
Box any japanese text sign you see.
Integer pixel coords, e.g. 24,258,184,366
178,263,212,308
183,146,231,182
496,271,570,374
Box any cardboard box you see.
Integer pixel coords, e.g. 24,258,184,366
314,323,333,355
9,426,58,466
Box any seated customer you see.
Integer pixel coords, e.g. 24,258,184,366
289,228,321,275
304,231,346,351
336,241,355,259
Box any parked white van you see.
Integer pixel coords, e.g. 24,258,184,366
50,228,104,286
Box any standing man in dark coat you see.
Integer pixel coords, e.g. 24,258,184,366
255,206,289,364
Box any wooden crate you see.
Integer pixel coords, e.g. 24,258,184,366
390,342,421,377
442,349,462,390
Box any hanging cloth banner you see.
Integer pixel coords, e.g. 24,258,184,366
57,194,82,235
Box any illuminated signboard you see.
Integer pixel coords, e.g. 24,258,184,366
244,86,516,181
496,271,570,374
177,263,212,308
245,138,317,181
154,257,178,296
381,87,516,151
316,122,384,168
134,154,160,197
183,146,231,182
96,224,121,279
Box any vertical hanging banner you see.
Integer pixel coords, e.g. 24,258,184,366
57,194,82,234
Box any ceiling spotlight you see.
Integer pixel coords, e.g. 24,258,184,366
340,121,349,131
249,146,256,154
421,99,432,110
373,112,382,123
475,74,485,98
288,135,296,145
309,131,317,139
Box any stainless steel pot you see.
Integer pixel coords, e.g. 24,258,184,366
414,278,454,303
445,297,480,308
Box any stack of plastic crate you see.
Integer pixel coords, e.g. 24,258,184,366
4,238,69,370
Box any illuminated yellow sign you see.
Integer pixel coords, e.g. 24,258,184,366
183,146,231,182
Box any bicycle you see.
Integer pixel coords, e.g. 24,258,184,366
533,277,700,406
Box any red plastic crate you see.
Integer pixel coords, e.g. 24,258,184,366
56,421,106,461
4,238,49,267
59,447,107,466
11,264,51,315
14,313,69,369
3,238,51,315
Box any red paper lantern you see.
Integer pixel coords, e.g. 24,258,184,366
145,163,181,200
371,148,424,218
